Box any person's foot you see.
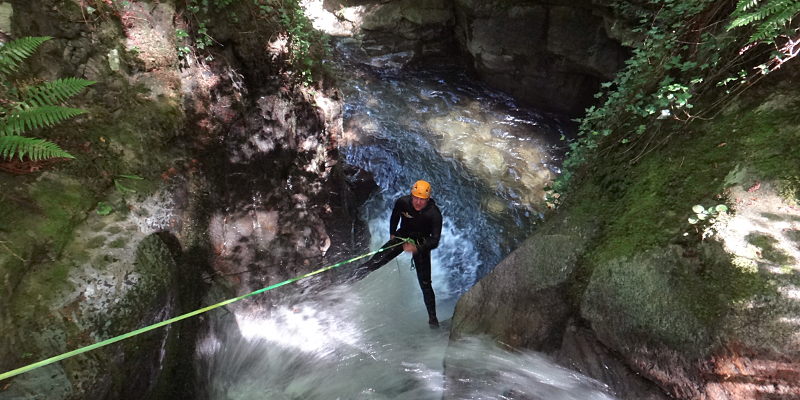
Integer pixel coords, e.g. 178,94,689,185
428,316,439,329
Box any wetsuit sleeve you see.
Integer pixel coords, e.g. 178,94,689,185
418,208,442,252
389,198,401,236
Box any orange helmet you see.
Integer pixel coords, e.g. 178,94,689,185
411,180,432,199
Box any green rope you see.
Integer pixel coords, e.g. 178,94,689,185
0,237,412,382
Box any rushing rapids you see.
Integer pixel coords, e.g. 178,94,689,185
195,39,616,399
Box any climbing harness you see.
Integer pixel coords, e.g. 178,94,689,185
0,237,415,382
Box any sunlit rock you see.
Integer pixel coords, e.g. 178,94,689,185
367,51,415,69
483,197,507,215
301,0,363,36
0,3,12,34
119,1,179,72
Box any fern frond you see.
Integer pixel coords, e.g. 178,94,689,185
0,106,87,136
758,0,797,20
736,0,762,12
729,11,768,28
0,37,52,78
0,135,74,161
19,78,95,108
728,0,800,41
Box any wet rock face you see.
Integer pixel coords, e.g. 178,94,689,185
195,76,372,298
450,232,582,351
359,0,456,61
453,0,629,115
203,88,335,293
0,228,185,400
555,322,671,400
1,1,362,399
320,0,456,65
318,0,627,114
447,216,670,399
178,1,371,297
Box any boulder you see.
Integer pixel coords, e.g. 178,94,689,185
447,217,607,393
582,179,800,399
450,232,579,351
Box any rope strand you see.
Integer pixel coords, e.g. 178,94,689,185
0,237,412,382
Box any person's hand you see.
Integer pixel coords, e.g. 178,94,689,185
403,242,417,253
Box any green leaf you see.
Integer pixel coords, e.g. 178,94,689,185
0,135,74,160
692,205,705,213
715,204,729,213
117,174,144,180
20,78,95,108
0,106,88,136
688,217,699,224
114,179,136,193
96,201,114,216
0,36,52,78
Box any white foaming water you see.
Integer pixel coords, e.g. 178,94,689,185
201,207,615,399
200,262,617,399
198,38,609,400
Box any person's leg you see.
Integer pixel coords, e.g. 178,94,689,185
413,251,438,327
352,237,404,280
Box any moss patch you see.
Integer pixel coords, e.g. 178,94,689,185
583,251,711,348
570,93,800,267
0,174,94,307
746,232,796,265
582,242,772,350
87,235,107,249
678,244,771,326
566,88,800,347
108,238,128,248
28,178,94,248
778,175,800,206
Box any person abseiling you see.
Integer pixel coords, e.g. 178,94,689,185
356,180,443,328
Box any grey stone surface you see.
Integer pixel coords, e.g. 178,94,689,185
453,0,629,115
555,321,672,400
450,217,596,351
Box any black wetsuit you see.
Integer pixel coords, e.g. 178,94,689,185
356,195,443,321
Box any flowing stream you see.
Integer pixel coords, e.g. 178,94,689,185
197,40,616,400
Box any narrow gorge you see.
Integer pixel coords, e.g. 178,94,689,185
0,1,798,399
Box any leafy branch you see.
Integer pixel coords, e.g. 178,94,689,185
549,0,800,201
178,0,329,84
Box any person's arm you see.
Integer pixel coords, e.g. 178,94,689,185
418,208,442,252
389,198,401,237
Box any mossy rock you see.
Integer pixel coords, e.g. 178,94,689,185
451,214,598,350
582,247,710,350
